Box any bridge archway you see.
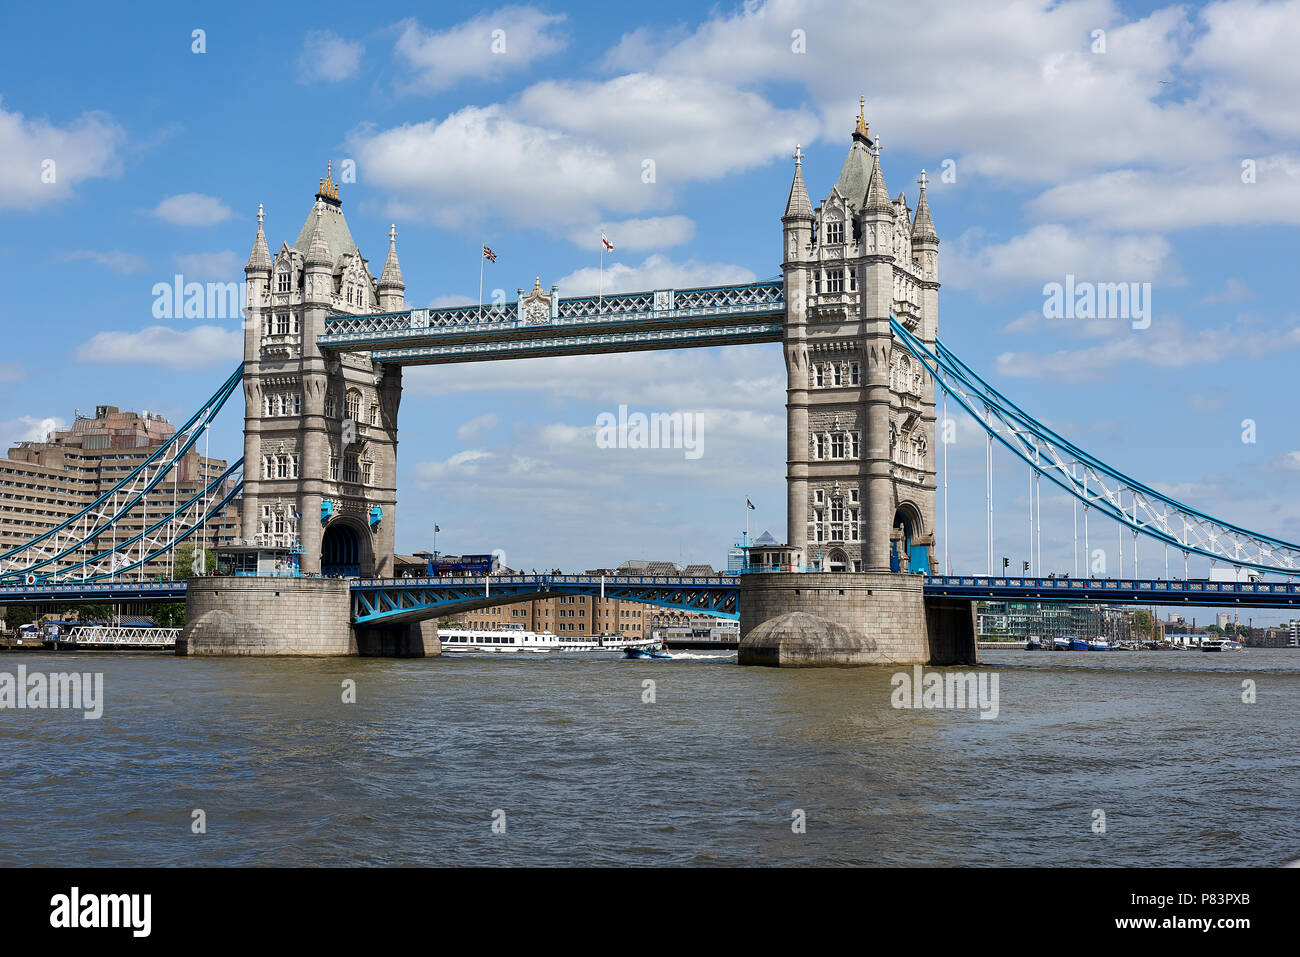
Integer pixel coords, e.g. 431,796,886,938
322,520,367,578
891,503,929,574
825,548,849,573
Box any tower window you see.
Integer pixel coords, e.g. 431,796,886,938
825,220,844,245
277,271,290,293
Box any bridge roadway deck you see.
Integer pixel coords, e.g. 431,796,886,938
3,575,1297,615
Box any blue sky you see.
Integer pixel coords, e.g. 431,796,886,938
2,0,1298,621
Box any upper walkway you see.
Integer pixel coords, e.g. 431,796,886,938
316,281,786,365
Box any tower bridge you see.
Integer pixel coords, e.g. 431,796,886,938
3,105,1298,663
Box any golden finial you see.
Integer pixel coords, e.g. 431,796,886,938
854,96,869,139
317,161,339,202
533,276,542,292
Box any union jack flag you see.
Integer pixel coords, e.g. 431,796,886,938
482,245,497,262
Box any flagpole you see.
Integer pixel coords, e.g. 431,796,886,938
478,243,484,320
598,241,604,315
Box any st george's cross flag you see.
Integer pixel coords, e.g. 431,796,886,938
601,233,614,251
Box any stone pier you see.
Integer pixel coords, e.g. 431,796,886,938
737,571,975,667
178,577,439,657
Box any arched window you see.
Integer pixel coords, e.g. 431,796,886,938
277,271,290,293
345,389,361,421
324,394,337,418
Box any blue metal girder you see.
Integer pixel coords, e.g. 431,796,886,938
925,575,1300,609
0,580,187,604
349,574,740,625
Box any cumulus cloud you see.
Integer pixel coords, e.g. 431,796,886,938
75,325,242,370
394,9,567,93
150,193,234,227
347,77,816,233
297,29,363,84
0,98,126,209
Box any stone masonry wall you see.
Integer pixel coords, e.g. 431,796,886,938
179,577,356,656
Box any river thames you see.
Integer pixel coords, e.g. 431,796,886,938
1,648,1296,867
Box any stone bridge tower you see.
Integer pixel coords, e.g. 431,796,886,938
780,103,939,575
739,105,972,668
237,165,404,578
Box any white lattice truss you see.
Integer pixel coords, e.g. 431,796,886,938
64,626,180,647
4,462,243,584
892,318,1300,577
0,367,243,583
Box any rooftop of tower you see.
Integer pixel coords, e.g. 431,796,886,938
292,162,359,265
830,97,879,209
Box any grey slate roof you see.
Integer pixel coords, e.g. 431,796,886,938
295,200,358,268
831,138,875,210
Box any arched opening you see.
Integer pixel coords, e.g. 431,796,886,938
322,522,361,578
826,548,848,573
891,505,930,574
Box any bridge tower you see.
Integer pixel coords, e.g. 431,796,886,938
742,104,971,666
237,165,403,578
781,103,938,575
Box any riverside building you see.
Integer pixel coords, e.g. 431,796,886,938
1,405,239,578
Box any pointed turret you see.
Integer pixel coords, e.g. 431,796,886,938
305,204,332,267
911,169,938,245
246,203,272,274
863,139,894,218
783,146,813,221
378,224,405,311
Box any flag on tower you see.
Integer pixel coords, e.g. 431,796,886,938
482,245,497,262
435,524,441,533
601,233,614,251
746,498,756,510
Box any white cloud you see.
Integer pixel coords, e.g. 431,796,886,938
1029,157,1300,232
404,342,784,413
944,224,1177,293
347,76,816,233
0,97,125,209
564,216,695,251
1187,0,1300,140
75,325,242,370
63,250,148,273
394,9,566,93
0,416,66,452
555,254,758,296
456,413,499,442
150,193,234,227
297,29,363,84
413,449,494,482
173,250,243,279
0,363,26,384
994,316,1300,381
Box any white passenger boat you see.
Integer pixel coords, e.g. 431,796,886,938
438,623,659,653
1200,638,1244,652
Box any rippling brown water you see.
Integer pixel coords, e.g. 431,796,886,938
0,648,1296,866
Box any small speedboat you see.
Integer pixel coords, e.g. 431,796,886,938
624,646,673,660
1088,639,1111,651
